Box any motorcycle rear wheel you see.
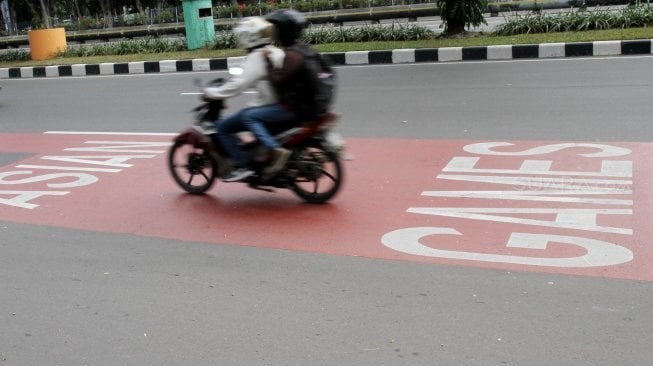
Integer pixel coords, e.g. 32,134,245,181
168,140,218,194
291,145,343,204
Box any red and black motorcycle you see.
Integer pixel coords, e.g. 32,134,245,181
168,79,345,204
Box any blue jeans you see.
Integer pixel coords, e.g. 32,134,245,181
216,104,295,168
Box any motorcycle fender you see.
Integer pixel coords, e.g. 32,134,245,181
174,128,212,149
173,128,231,177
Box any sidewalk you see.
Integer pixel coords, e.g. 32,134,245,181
1,38,652,79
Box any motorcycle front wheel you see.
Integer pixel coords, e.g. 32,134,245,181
290,144,343,204
168,140,218,194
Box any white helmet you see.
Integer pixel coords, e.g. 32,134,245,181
233,17,274,50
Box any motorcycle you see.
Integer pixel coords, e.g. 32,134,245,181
167,78,346,204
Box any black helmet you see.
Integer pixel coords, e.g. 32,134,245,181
264,9,307,47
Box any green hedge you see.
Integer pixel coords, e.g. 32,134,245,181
495,3,653,35
0,23,436,62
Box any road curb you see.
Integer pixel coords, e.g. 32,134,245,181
1,39,651,79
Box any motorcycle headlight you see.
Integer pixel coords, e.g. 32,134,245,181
324,131,346,153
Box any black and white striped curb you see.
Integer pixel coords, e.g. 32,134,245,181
2,39,651,79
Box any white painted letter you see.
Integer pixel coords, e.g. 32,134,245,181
381,227,633,267
0,190,69,209
0,171,98,188
40,155,156,168
64,141,170,153
442,156,632,177
407,207,632,235
463,142,631,157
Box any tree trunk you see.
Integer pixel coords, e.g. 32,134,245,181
38,0,51,28
72,0,81,19
157,0,166,13
98,0,113,28
231,0,241,17
135,0,145,14
24,0,39,18
0,0,13,35
445,18,466,35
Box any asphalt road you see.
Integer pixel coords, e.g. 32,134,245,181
1,56,652,365
2,56,653,139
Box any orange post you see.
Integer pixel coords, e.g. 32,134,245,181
28,28,67,61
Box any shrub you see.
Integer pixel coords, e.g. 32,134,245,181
303,23,436,43
47,22,433,59
213,32,238,50
494,3,653,35
215,5,240,18
57,37,187,57
0,49,31,62
154,10,176,24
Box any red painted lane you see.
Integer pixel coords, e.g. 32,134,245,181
1,133,651,281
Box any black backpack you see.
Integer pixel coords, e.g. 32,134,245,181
283,44,336,120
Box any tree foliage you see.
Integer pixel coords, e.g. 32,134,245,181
0,0,180,34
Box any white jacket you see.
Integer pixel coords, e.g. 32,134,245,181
203,45,285,107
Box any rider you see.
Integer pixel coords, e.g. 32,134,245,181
203,16,294,182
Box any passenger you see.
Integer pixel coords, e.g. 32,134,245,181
264,9,324,123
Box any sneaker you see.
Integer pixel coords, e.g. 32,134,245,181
223,167,254,182
263,148,291,174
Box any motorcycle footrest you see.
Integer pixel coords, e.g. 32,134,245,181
247,183,274,192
